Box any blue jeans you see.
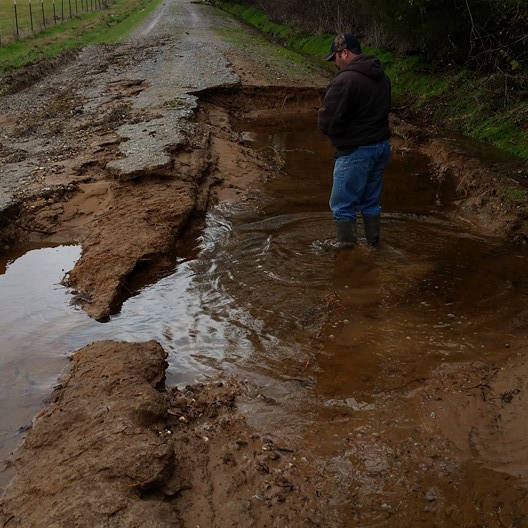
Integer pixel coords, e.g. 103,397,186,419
330,140,390,221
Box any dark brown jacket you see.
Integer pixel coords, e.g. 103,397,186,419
318,54,391,151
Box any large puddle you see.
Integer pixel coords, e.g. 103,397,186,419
2,115,528,518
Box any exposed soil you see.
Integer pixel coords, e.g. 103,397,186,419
0,340,333,527
0,50,80,96
391,116,528,242
60,117,268,321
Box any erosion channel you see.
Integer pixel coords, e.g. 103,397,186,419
1,83,528,526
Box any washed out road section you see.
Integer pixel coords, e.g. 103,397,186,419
2,110,528,525
1,0,528,526
0,0,326,322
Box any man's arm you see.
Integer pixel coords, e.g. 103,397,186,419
318,75,353,138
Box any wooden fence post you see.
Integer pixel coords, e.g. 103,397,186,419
14,0,20,38
29,0,34,34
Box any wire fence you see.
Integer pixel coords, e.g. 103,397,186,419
0,0,110,46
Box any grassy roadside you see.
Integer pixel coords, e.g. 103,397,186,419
215,1,528,160
0,0,161,76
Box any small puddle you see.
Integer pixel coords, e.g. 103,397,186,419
1,113,528,520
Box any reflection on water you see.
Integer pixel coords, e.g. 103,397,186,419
1,115,528,514
0,245,82,487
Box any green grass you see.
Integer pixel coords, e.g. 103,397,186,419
216,25,317,74
0,0,160,76
501,187,528,201
0,0,104,43
215,1,528,160
215,2,333,57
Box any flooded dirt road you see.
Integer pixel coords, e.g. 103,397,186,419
2,0,528,523
2,107,528,525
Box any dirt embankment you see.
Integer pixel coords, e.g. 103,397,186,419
0,340,332,527
391,116,528,242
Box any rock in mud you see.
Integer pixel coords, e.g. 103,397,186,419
425,487,439,502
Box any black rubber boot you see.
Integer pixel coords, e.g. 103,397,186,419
363,215,380,247
335,220,357,248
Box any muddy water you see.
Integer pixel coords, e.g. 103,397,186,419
0,244,81,480
2,115,528,519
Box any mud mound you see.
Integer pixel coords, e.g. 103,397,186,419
0,340,332,527
0,340,178,527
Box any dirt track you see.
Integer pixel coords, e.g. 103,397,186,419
1,0,528,526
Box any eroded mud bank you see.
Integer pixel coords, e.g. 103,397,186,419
0,341,331,527
391,116,528,242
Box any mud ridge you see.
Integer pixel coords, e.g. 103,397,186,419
0,340,333,527
0,49,80,96
64,131,220,320
391,116,528,243
193,84,325,119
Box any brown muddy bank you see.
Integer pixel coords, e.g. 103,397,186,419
0,340,332,527
391,116,528,243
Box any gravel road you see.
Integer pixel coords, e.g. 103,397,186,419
0,0,327,211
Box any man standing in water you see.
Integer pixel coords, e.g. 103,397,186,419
318,34,391,247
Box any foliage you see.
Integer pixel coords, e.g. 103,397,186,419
215,1,528,159
220,0,528,74
501,187,528,201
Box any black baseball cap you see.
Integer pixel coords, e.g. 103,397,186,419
325,33,362,61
